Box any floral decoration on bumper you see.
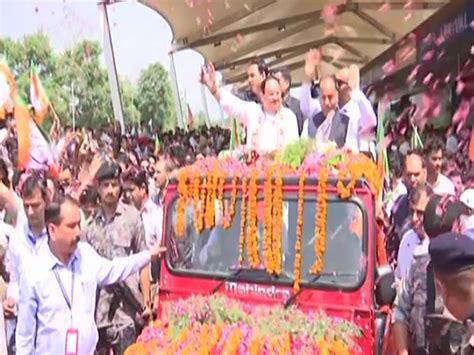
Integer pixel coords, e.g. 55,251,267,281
125,295,362,355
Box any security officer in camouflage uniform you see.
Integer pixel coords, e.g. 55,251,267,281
428,232,474,354
82,162,151,354
392,194,470,355
429,231,474,322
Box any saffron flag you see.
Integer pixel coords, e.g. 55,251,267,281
30,62,51,126
0,61,16,120
15,96,57,177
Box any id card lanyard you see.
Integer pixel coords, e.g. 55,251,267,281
53,261,75,325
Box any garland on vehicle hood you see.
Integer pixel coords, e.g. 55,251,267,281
174,146,381,291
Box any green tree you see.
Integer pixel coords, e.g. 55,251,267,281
120,78,141,125
54,40,113,128
0,33,56,100
136,63,176,130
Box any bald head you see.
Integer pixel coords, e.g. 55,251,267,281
404,152,426,189
320,76,338,115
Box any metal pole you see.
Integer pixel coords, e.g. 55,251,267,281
99,1,125,132
169,51,183,130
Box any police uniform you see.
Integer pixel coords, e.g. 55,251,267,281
428,232,474,354
392,195,470,354
82,162,148,354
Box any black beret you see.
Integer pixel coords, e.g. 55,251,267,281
95,161,121,182
423,194,469,239
429,232,474,274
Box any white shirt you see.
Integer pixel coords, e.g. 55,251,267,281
6,221,48,302
219,90,299,153
385,180,408,217
395,229,429,279
141,198,163,248
299,83,360,152
15,241,151,355
0,221,13,252
430,173,455,196
300,82,376,137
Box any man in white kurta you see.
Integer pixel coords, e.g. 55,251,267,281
201,63,299,154
219,89,299,153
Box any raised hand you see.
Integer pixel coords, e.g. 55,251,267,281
304,49,322,80
200,62,217,93
348,64,360,91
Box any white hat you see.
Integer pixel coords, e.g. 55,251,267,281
460,189,474,210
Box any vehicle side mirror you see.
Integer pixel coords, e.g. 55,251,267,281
375,265,396,306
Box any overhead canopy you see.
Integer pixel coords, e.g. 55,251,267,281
139,0,448,88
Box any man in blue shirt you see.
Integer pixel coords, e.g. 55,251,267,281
15,195,165,354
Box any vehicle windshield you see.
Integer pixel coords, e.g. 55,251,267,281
166,192,367,289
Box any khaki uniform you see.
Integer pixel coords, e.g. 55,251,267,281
82,203,147,330
392,245,444,349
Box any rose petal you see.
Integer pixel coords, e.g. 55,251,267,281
406,64,420,83
423,72,433,85
435,35,445,47
378,2,390,12
457,81,466,95
422,50,434,61
382,59,396,76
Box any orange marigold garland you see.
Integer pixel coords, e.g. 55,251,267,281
293,170,305,291
238,177,248,265
262,166,274,274
337,155,382,199
175,169,188,237
247,169,260,268
216,170,225,224
272,168,283,275
221,175,238,229
310,166,328,274
336,169,356,199
204,167,218,230
192,171,204,233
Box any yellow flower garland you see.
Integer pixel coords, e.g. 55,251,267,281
221,175,238,229
175,169,188,238
272,168,283,275
238,177,248,265
293,171,305,291
310,166,328,275
192,171,204,234
172,154,380,293
204,169,217,230
247,169,260,268
263,166,274,274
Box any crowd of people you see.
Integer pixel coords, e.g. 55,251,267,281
0,45,472,354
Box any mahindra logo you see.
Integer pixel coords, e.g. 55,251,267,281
225,281,290,300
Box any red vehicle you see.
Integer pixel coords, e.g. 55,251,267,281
156,174,396,354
